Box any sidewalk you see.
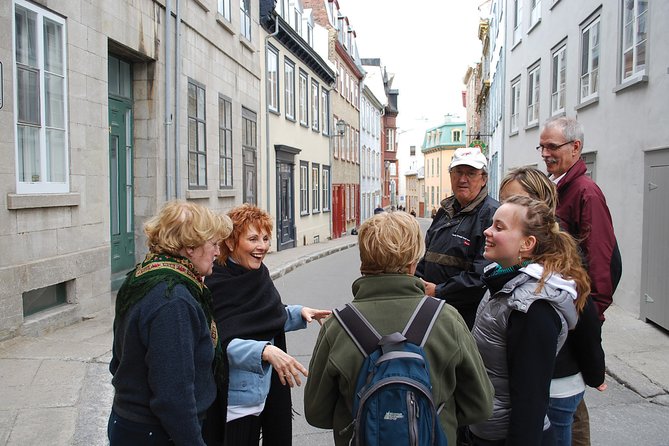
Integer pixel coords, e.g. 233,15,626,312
0,235,358,446
1,233,668,445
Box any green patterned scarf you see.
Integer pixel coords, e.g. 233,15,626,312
115,252,226,391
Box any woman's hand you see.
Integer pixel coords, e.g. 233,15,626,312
301,307,332,325
261,344,308,387
421,279,437,297
596,382,608,392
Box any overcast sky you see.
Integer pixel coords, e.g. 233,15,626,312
340,0,484,146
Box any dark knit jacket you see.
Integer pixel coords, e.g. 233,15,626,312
416,187,499,328
553,297,605,388
110,282,216,446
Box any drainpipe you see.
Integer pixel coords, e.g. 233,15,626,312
264,17,280,211
174,0,182,198
164,0,173,200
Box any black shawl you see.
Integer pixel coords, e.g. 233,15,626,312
203,259,292,444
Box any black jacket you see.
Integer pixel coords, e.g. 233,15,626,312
416,187,499,329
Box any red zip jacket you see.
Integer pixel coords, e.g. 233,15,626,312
555,158,617,320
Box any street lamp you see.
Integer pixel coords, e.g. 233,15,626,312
336,119,346,136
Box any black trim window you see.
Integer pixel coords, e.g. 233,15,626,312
284,59,295,120
311,163,320,212
188,79,207,188
267,46,279,112
219,95,233,188
300,160,309,215
311,79,319,132
322,166,331,212
299,70,308,126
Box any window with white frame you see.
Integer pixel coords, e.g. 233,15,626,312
267,46,279,112
386,128,395,151
621,0,648,82
527,65,540,126
322,166,330,211
311,79,319,131
311,163,319,212
299,70,308,126
513,0,523,45
452,129,462,142
530,0,541,28
14,0,69,194
511,78,520,133
240,0,251,40
219,95,233,188
284,59,295,119
294,9,302,35
299,161,309,215
580,16,600,102
551,45,566,115
321,88,329,135
218,0,231,21
188,80,207,188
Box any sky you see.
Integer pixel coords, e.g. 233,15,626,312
340,0,485,150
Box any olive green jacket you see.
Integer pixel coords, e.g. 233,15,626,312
304,274,494,445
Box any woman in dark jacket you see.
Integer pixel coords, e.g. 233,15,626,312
205,204,330,446
108,201,231,446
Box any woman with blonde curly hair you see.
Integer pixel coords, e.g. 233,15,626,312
205,204,330,446
109,200,232,446
305,211,493,445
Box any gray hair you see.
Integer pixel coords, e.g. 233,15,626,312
543,116,584,148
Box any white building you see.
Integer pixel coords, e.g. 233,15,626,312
360,79,383,221
499,0,669,325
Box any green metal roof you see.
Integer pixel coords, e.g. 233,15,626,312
421,121,466,151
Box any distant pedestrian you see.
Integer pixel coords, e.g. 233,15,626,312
431,207,437,218
538,116,621,446
108,200,232,446
304,211,493,445
469,195,587,445
373,206,384,215
410,208,417,217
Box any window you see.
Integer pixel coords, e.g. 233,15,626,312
267,46,279,112
299,161,309,215
218,0,231,21
452,129,462,142
513,0,523,45
511,78,520,133
23,282,67,316
14,0,69,194
322,166,330,211
321,88,329,135
527,66,540,126
386,128,395,151
294,10,302,35
530,0,541,28
621,0,648,82
311,163,319,212
311,79,319,131
188,80,207,188
242,107,257,204
580,17,600,102
240,0,251,40
298,70,308,126
321,166,330,212
410,145,416,156
551,45,566,115
219,96,233,188
284,59,295,119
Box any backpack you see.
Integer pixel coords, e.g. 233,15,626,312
334,296,449,446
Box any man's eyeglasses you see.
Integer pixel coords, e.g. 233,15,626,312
450,168,484,179
536,140,574,152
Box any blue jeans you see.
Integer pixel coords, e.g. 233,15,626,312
108,409,174,446
548,392,585,446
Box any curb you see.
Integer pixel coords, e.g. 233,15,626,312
269,241,359,280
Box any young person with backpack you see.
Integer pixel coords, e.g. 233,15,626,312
304,211,493,445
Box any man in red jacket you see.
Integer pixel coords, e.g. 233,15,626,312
538,116,621,446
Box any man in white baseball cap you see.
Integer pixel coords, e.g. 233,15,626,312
416,146,499,329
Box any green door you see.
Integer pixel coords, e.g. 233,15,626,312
109,97,135,288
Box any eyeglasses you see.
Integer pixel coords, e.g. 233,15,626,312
536,140,574,152
450,168,484,180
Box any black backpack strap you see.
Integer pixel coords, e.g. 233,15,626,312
333,304,381,357
403,296,445,347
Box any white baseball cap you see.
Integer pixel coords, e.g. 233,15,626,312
449,147,488,172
